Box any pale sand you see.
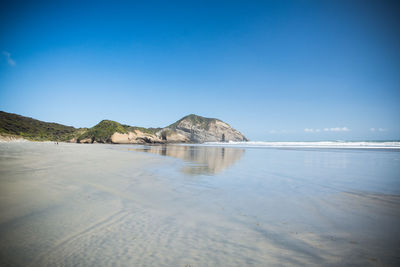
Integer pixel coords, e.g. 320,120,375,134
0,142,399,266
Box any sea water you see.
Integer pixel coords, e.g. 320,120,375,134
133,143,400,265
0,142,399,266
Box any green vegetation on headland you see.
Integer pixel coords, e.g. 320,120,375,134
0,111,165,142
168,114,217,131
122,125,162,135
77,120,127,143
0,111,81,141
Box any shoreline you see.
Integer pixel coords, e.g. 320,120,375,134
2,135,399,150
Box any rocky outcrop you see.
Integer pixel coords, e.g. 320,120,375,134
156,129,189,143
110,130,163,144
158,114,247,143
75,114,248,144
78,137,93,144
110,132,132,144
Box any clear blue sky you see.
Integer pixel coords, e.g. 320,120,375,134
1,0,399,141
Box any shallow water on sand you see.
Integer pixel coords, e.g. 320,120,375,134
0,142,399,266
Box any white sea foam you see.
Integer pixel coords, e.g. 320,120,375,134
200,141,400,149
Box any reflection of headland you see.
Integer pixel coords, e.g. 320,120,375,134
132,145,245,175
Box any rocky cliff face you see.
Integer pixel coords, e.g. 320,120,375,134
110,130,163,144
157,114,248,143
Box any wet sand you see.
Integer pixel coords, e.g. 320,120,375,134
0,142,399,266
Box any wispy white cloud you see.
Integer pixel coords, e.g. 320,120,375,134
304,128,322,133
2,51,16,66
305,127,350,133
370,128,387,132
323,127,349,132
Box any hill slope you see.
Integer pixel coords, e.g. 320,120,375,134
0,111,80,141
77,120,127,143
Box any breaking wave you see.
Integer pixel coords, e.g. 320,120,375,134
199,141,400,149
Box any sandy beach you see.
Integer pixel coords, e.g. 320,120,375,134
0,142,399,266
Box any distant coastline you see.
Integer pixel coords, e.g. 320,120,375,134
0,111,247,144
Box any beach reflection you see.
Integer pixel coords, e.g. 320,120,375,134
132,145,244,175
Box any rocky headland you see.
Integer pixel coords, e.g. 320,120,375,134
0,111,248,144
